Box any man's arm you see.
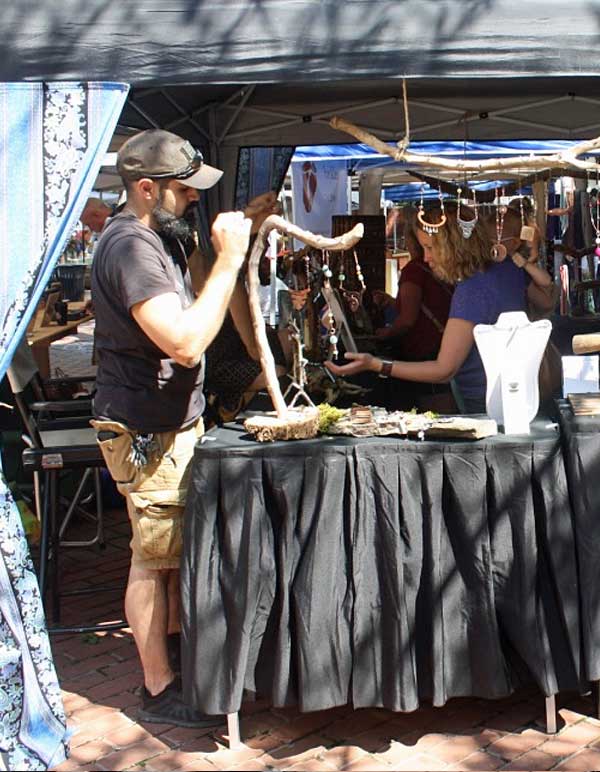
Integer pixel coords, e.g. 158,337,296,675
131,212,251,368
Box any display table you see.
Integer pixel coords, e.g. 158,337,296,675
26,301,93,378
557,400,600,685
181,420,586,723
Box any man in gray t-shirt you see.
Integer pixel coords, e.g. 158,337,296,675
91,129,275,728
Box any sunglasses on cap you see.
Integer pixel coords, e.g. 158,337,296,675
147,144,204,181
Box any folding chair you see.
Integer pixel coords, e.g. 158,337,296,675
7,340,126,633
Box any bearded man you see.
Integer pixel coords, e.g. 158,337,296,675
90,129,274,727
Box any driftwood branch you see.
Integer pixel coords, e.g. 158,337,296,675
330,116,600,173
247,215,364,419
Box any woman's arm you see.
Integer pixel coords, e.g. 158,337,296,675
326,318,475,383
229,279,260,360
376,281,422,339
513,252,557,315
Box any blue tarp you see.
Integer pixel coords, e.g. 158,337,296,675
292,140,578,201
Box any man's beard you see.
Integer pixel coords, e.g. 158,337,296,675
152,199,195,242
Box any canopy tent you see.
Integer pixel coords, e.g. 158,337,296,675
2,3,600,768
5,0,600,209
0,81,128,770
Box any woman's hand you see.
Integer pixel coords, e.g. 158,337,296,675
325,351,375,377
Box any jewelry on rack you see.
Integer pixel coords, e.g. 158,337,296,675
518,185,535,242
353,250,366,292
590,168,600,257
321,249,333,280
456,185,478,239
326,304,338,359
304,252,311,286
491,187,507,262
417,184,447,235
338,251,346,287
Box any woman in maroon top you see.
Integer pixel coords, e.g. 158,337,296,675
375,207,455,412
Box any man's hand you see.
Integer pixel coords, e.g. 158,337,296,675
211,212,252,270
324,351,375,377
244,191,281,234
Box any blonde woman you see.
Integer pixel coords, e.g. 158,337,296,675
326,202,554,413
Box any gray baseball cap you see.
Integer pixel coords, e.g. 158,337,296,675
117,129,223,190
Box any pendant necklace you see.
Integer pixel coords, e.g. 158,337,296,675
456,185,478,239
590,169,600,257
491,187,507,262
417,184,447,235
321,250,338,358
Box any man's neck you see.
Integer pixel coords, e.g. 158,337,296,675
122,201,156,230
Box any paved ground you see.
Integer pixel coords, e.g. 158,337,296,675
42,328,600,771
40,507,600,772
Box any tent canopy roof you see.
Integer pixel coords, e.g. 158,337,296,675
7,1,600,150
10,0,600,202
7,0,600,87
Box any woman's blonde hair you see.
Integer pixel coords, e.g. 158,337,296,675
403,205,425,262
427,202,493,284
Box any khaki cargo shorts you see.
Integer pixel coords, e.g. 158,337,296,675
91,417,204,570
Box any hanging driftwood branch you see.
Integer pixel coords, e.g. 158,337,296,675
329,116,600,173
245,214,363,427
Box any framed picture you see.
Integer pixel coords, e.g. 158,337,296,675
39,290,61,327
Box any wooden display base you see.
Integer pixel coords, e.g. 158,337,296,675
244,406,320,442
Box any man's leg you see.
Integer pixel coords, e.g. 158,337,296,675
166,568,180,636
125,562,174,696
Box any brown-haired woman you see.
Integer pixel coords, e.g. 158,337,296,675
326,202,555,414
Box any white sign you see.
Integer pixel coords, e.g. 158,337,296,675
562,355,599,395
290,160,348,248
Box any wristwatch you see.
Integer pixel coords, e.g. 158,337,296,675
378,359,394,379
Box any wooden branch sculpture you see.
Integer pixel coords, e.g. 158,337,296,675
244,214,363,441
329,116,600,174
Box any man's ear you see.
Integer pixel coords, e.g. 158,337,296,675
137,178,158,201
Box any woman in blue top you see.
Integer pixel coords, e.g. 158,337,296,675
326,203,556,413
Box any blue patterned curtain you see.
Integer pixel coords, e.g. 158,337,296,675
234,146,295,210
0,81,128,770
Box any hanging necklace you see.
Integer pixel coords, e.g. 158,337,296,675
518,182,535,242
353,249,366,292
417,184,447,235
456,185,478,239
491,187,507,262
338,251,346,288
304,251,312,287
321,250,338,358
590,168,600,257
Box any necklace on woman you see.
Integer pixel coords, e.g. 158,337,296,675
417,184,447,235
491,187,508,262
456,185,478,239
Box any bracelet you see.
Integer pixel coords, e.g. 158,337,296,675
378,359,394,379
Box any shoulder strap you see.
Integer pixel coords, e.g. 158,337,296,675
420,302,445,334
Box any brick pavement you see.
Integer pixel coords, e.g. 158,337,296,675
47,508,600,772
